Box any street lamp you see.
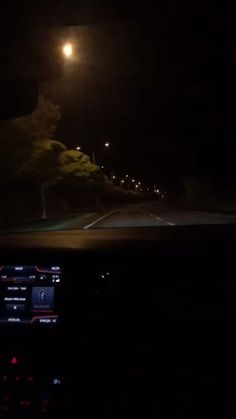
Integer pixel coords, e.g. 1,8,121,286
62,43,73,58
91,142,110,165
132,179,135,183
76,146,81,151
120,179,124,187
125,174,129,178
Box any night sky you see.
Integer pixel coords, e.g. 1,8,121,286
22,1,236,190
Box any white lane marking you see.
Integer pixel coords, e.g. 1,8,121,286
155,216,163,221
189,211,236,219
83,209,119,229
205,212,236,219
42,212,95,231
166,221,175,226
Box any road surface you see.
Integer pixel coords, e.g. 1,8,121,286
1,202,236,233
83,203,236,229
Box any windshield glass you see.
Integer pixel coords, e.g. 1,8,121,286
1,2,236,232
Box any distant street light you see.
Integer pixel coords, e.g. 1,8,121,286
76,146,81,151
135,184,139,189
132,179,135,183
62,43,73,58
138,182,141,185
112,175,116,179
104,142,110,148
120,179,125,189
125,174,129,178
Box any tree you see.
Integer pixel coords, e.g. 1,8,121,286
0,95,106,220
0,95,61,179
60,149,102,178
0,95,107,218
59,149,104,210
0,96,63,219
14,95,61,142
22,139,67,219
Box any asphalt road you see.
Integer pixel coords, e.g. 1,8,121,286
83,203,236,229
2,202,236,233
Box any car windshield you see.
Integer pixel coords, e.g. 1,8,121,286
0,2,235,232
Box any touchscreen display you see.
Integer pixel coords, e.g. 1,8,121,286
0,266,61,325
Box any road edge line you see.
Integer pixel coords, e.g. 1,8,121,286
46,212,96,231
83,209,120,229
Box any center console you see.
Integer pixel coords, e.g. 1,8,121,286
0,265,64,418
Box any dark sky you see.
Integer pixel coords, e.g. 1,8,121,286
38,1,236,189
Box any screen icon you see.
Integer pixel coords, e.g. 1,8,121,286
31,287,54,310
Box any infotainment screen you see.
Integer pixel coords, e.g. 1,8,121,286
0,266,61,325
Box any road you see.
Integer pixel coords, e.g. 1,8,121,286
1,202,236,233
83,203,236,229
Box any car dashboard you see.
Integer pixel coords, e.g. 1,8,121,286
0,225,236,418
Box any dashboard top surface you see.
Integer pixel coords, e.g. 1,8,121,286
0,224,235,252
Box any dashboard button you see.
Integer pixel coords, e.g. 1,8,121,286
5,304,25,313
10,357,18,365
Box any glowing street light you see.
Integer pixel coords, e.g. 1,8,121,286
120,179,125,189
132,179,135,183
112,175,116,179
62,43,73,58
138,182,141,185
135,184,139,189
125,174,129,178
104,142,110,148
76,146,81,151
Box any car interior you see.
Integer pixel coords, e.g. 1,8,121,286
1,225,236,418
0,2,236,418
